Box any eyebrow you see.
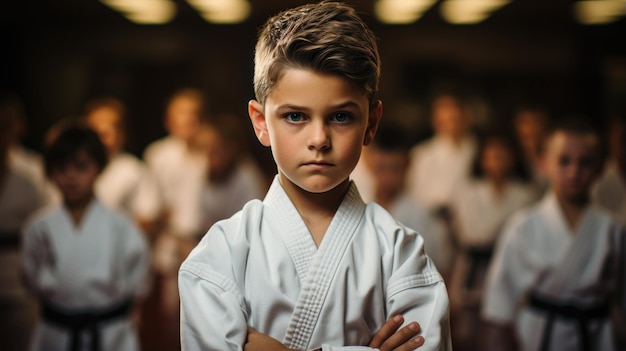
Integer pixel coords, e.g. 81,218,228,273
275,101,363,113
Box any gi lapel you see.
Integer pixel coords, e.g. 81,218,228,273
282,182,366,350
536,195,607,295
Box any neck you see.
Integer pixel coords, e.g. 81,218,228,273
556,194,589,232
64,194,94,226
279,174,349,247
489,177,508,196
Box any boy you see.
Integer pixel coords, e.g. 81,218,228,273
481,120,626,351
84,97,163,235
366,125,451,277
192,114,266,231
179,2,451,351
406,92,477,212
592,116,626,225
22,126,150,351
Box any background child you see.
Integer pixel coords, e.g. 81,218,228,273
367,124,452,277
448,132,537,350
406,92,477,213
192,113,267,232
179,2,451,350
84,97,163,236
592,116,626,224
22,126,150,351
481,120,625,351
0,100,48,351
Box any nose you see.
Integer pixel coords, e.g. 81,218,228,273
308,120,330,151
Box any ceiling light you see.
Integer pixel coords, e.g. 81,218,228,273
187,0,250,24
574,0,626,25
375,0,438,24
441,0,510,24
100,0,176,24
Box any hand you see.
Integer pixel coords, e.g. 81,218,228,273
369,315,424,351
245,327,298,351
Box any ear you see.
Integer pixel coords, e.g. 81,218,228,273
363,100,383,146
248,100,270,147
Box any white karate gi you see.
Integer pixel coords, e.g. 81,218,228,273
144,136,207,238
0,162,48,351
406,136,477,210
350,155,375,203
10,146,56,205
387,194,452,277
179,177,451,351
198,159,266,231
22,199,150,351
449,180,537,307
482,192,625,351
95,152,162,222
592,160,626,225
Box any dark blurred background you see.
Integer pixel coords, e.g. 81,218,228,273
1,0,625,156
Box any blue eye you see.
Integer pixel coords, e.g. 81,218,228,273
285,112,304,123
332,112,352,123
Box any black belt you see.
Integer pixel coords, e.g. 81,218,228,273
464,245,493,289
528,292,609,351
0,230,21,249
41,299,133,351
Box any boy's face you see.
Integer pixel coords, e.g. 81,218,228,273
432,96,467,139
86,107,124,156
249,69,381,194
481,141,513,181
166,97,201,142
50,150,100,206
544,131,600,204
369,148,408,198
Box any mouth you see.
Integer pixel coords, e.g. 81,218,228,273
302,161,334,169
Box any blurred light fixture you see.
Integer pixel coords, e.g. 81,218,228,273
574,0,626,25
186,0,250,24
375,0,438,24
440,0,510,24
100,0,176,24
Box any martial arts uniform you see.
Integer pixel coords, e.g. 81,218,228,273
0,162,48,351
406,136,477,211
387,194,452,278
350,155,375,203
95,152,162,223
449,180,537,306
482,192,625,351
179,177,452,351
198,159,266,231
143,136,206,238
592,160,626,225
447,180,536,348
22,199,150,351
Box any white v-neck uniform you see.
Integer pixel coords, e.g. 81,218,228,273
22,200,150,351
95,152,162,222
179,177,451,351
448,180,536,308
406,135,477,210
592,160,626,225
482,192,625,351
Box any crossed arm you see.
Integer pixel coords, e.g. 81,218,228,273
245,315,425,351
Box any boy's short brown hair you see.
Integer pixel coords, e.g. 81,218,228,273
253,1,380,106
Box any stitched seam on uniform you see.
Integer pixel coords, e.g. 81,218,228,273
180,261,245,310
265,179,313,280
287,183,365,349
387,272,443,298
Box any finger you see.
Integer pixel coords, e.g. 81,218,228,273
380,322,422,351
393,336,424,351
369,315,404,348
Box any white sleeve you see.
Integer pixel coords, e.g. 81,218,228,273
122,218,151,298
481,216,526,324
179,263,248,351
130,166,163,221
